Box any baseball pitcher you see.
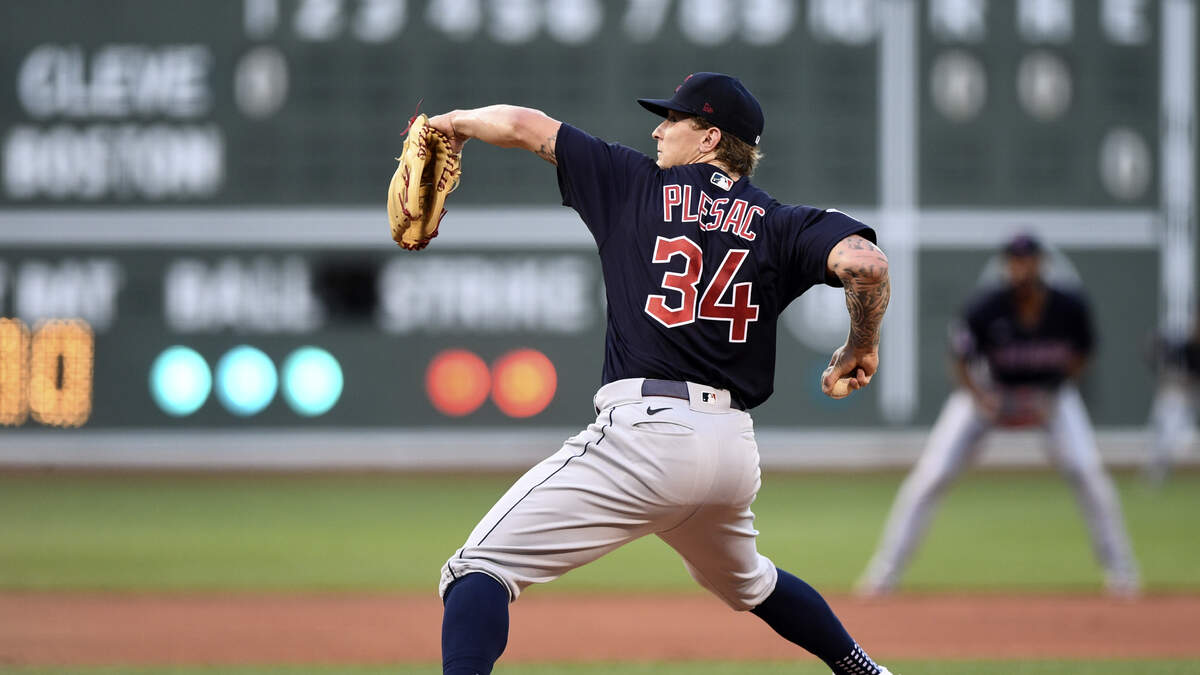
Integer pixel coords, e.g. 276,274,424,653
857,234,1140,597
425,73,895,675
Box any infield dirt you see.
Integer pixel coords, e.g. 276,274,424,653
2,592,1198,665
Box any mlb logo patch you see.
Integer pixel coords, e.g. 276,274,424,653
702,392,713,402
710,172,733,191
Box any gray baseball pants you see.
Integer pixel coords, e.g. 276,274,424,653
859,386,1139,593
440,378,778,610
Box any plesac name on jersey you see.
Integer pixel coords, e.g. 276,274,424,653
662,184,764,242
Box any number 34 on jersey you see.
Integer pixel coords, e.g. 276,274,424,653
644,235,759,343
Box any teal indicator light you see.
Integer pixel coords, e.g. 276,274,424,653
149,346,212,417
215,346,278,416
281,347,344,417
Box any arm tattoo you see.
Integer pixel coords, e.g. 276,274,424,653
844,273,890,349
534,134,557,165
829,236,891,349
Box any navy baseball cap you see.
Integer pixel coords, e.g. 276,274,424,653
1004,233,1043,256
637,72,764,146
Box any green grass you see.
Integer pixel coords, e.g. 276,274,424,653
4,662,1200,675
0,470,1198,592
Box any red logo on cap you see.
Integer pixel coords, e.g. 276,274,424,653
702,102,714,113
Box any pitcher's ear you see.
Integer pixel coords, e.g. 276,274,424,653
702,126,722,152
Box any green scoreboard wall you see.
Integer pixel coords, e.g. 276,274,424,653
3,1,1168,209
1,0,877,206
0,230,1160,430
0,1,1188,435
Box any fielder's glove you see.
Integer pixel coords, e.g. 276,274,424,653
995,387,1051,428
387,113,462,250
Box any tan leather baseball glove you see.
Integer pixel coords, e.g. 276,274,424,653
387,113,462,251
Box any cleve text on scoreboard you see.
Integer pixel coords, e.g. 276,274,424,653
5,42,224,201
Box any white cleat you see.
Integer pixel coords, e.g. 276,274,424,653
1104,571,1142,599
853,576,895,599
853,563,899,599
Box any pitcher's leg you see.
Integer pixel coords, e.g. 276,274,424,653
438,400,701,673
439,403,657,602
662,506,890,674
858,390,989,594
1047,386,1140,594
441,573,509,675
659,493,889,672
752,568,887,674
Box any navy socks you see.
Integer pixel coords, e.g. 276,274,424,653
441,573,510,675
751,567,882,675
442,568,880,675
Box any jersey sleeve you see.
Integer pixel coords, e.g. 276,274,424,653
555,123,658,247
773,206,876,296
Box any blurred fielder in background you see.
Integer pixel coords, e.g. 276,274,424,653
857,233,1140,597
1144,318,1200,485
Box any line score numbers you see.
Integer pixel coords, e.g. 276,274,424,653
0,318,94,428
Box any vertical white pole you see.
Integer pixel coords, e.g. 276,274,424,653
878,0,919,422
1161,0,1197,341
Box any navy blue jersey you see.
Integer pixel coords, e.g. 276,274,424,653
554,124,873,409
951,285,1094,388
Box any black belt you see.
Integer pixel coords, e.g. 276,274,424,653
640,378,745,410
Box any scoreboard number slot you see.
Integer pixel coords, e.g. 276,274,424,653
0,318,94,428
0,319,31,426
